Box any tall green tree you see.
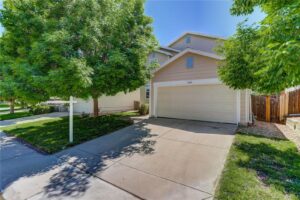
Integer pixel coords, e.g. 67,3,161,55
0,34,17,114
0,31,49,113
1,0,157,116
218,0,300,94
0,70,17,114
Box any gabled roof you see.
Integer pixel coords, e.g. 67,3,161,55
155,48,224,73
154,49,173,56
160,46,180,53
168,32,227,47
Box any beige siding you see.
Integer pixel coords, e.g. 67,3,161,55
74,89,140,114
170,34,222,54
140,86,147,104
74,98,94,113
154,53,219,82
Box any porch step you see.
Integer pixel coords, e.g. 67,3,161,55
286,117,300,134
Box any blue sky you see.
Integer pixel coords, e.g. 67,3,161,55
0,0,265,44
145,0,265,46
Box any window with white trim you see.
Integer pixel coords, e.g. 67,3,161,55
186,57,194,68
145,84,150,99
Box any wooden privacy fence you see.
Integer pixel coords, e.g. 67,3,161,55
252,95,280,123
251,88,300,123
288,89,300,114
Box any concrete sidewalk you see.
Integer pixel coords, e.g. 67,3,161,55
0,112,70,128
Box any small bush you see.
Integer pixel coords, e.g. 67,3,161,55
139,103,149,115
29,105,55,115
80,112,90,118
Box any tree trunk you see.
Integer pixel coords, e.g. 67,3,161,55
93,97,99,117
10,99,15,114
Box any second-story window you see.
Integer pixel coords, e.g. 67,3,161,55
186,57,194,69
185,36,191,44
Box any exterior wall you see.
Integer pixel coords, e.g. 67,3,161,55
240,90,246,124
74,98,93,114
149,52,250,124
153,53,219,82
149,52,170,65
140,86,149,104
150,80,155,116
148,32,250,124
170,34,223,54
74,89,140,114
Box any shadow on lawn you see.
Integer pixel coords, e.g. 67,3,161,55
42,120,156,199
236,138,300,198
3,115,133,153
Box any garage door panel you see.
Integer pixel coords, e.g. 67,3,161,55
157,84,237,123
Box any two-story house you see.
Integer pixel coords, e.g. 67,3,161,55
149,32,251,124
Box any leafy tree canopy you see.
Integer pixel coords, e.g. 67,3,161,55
0,31,49,111
1,0,157,115
218,0,300,94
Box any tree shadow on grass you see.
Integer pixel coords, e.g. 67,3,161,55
235,136,300,198
3,115,136,153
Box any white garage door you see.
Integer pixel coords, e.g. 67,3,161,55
157,84,237,123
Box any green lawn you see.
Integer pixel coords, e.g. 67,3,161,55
0,111,33,121
215,133,300,200
1,111,140,153
0,104,9,108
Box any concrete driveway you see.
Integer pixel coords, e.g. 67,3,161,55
1,118,236,200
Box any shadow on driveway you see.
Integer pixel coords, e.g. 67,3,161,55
1,118,236,200
1,121,155,199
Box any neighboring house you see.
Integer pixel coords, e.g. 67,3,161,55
74,90,140,114
149,32,251,124
74,60,155,114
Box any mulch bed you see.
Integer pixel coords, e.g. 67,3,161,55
238,120,286,139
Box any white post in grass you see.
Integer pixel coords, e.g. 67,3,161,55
46,97,77,143
69,96,74,143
